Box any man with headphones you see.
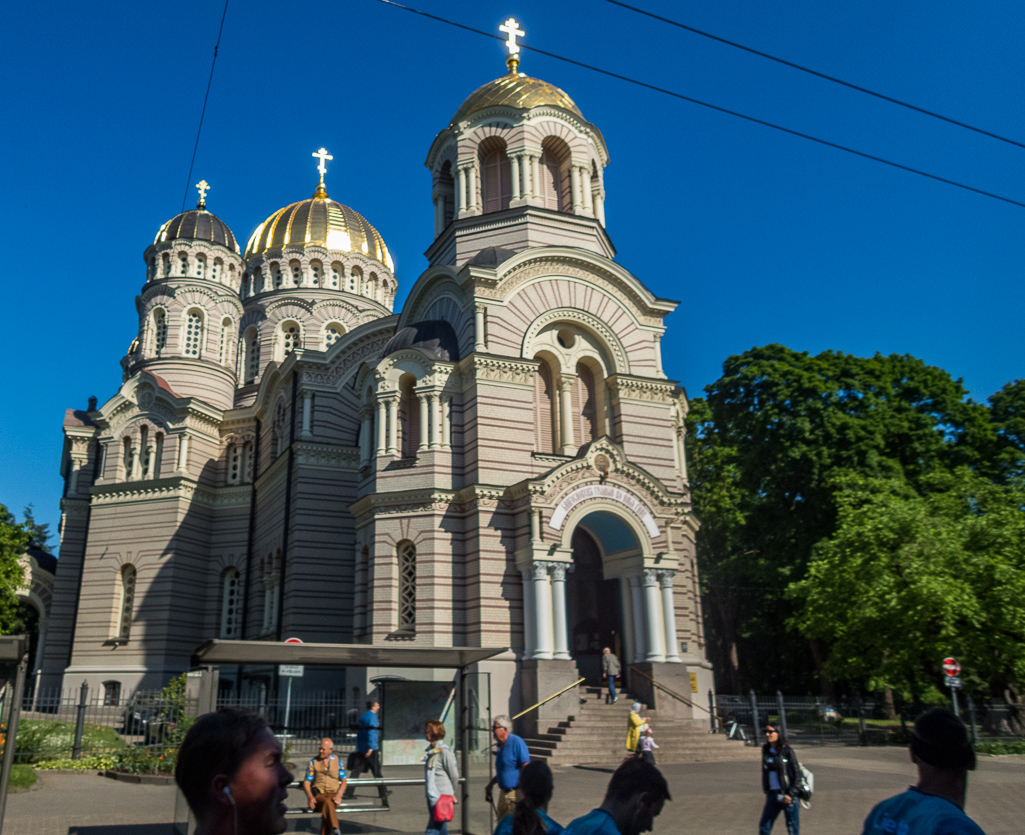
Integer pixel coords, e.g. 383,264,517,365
175,709,292,835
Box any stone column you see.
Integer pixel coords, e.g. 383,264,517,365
629,574,646,662
474,305,486,352
300,391,313,438
386,398,399,456
441,395,452,449
550,563,571,660
678,426,688,482
375,401,387,456
469,164,480,214
68,459,83,495
511,155,521,200
582,166,594,216
359,409,372,466
532,562,553,660
520,568,536,659
569,165,581,213
531,155,541,200
417,391,430,453
643,569,666,662
176,434,189,474
456,167,466,217
595,190,606,226
559,378,575,455
659,571,682,662
426,393,440,449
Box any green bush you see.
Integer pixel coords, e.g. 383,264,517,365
9,764,37,789
110,747,177,775
975,739,1025,756
15,720,127,763
35,754,116,770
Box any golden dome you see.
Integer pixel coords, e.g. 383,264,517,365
155,208,239,254
451,73,582,125
244,192,392,270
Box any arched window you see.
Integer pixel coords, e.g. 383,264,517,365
324,323,344,349
103,681,121,706
330,262,341,289
368,273,379,302
117,565,136,640
253,267,263,293
243,441,254,482
350,267,362,294
574,361,598,445
244,326,261,383
153,432,163,479
439,161,455,228
397,541,416,632
152,309,168,354
479,137,512,213
271,262,283,289
540,137,572,213
310,260,322,287
139,426,150,477
227,443,241,484
282,321,301,355
196,254,206,278
290,260,302,287
220,567,240,638
534,357,558,454
179,253,189,275
219,317,232,366
398,374,420,458
147,257,156,281
122,437,134,480
183,309,204,358
161,253,171,277
211,258,221,282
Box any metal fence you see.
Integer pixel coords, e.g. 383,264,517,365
712,691,1025,747
2,682,195,764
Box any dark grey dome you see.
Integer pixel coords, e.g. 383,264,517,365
381,320,461,362
467,246,516,268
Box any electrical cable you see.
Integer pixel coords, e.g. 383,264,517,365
180,0,231,213
372,0,1024,209
601,0,1025,150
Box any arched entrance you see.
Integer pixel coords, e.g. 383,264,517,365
565,511,639,684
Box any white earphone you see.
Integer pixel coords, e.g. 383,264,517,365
223,786,235,806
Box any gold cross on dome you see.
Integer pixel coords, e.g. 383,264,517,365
500,18,524,55
195,180,210,208
313,148,333,182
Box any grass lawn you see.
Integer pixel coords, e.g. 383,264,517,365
15,720,129,763
9,764,38,790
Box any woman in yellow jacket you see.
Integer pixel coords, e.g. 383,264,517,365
626,702,650,753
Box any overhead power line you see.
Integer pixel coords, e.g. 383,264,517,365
602,0,1025,150
181,0,231,213
372,0,1024,209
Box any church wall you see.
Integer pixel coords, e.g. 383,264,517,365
309,389,359,445
459,375,537,485
39,501,90,688
462,506,520,649
614,397,681,487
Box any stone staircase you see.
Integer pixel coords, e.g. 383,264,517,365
522,687,759,766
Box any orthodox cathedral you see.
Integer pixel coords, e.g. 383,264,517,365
44,25,711,725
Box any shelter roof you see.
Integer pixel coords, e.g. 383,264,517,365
194,640,507,669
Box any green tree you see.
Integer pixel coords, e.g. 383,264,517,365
21,504,51,551
788,469,1025,705
686,344,991,693
988,379,1025,483
0,503,30,634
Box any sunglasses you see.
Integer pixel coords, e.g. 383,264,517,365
765,729,778,735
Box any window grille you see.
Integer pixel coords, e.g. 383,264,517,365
184,310,203,357
246,332,261,382
330,264,340,288
398,542,416,631
325,325,342,349
153,310,167,353
219,318,232,366
220,568,240,638
179,254,189,275
118,565,136,640
283,324,300,354
196,256,205,277
103,681,121,706
228,444,241,484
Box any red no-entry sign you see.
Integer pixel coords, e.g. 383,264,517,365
943,657,961,677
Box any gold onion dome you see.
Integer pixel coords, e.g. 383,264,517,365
451,72,582,125
244,190,393,271
154,206,240,254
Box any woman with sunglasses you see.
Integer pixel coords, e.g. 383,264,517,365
759,724,800,835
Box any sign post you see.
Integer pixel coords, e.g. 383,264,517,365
942,657,962,717
280,638,304,732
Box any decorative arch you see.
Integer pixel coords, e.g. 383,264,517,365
539,136,572,212
478,135,511,213
521,307,627,375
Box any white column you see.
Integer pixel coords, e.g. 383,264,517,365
643,569,666,662
532,562,554,660
176,434,190,474
521,568,536,659
510,155,521,200
550,563,571,660
659,571,682,662
559,378,575,455
474,305,486,352
678,427,688,482
360,409,371,466
418,392,430,453
582,167,594,216
386,399,399,456
376,401,388,456
300,391,313,438
441,395,452,450
469,164,480,214
595,190,606,226
629,574,646,662
433,197,443,236
427,393,440,449
456,167,466,216
68,459,82,495
531,155,540,200
569,165,582,214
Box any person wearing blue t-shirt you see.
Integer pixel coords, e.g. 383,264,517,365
347,700,389,799
485,715,530,821
492,761,563,835
860,708,985,835
563,758,670,835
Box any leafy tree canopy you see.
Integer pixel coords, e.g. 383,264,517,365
0,503,30,634
21,504,52,551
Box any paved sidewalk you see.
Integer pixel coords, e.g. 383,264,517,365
4,748,1022,834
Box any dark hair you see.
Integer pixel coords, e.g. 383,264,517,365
604,758,671,805
367,699,379,709
762,725,788,748
424,719,446,740
912,709,976,771
175,709,270,817
512,761,555,835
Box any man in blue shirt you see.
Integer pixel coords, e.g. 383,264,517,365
860,708,985,835
485,715,530,821
564,758,670,835
346,700,389,799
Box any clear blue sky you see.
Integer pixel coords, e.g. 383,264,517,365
2,0,1022,552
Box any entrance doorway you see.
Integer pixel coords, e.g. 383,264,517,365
566,526,623,685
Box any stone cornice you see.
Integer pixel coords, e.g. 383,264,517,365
457,354,536,389
606,374,678,405
350,488,457,526
293,441,360,471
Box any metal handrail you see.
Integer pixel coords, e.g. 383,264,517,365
627,665,700,710
511,677,585,720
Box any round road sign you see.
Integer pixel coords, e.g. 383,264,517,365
943,657,960,677
284,637,303,644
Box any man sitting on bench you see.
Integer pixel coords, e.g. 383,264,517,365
302,738,347,835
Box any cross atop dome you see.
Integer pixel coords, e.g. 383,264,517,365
500,18,525,75
195,180,210,209
312,147,333,197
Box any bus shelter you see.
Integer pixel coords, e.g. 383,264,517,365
191,640,507,834
0,635,29,835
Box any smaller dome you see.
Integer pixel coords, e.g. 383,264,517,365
452,73,582,125
381,320,461,362
154,208,239,254
245,193,392,270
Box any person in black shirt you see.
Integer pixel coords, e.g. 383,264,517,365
759,724,800,835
